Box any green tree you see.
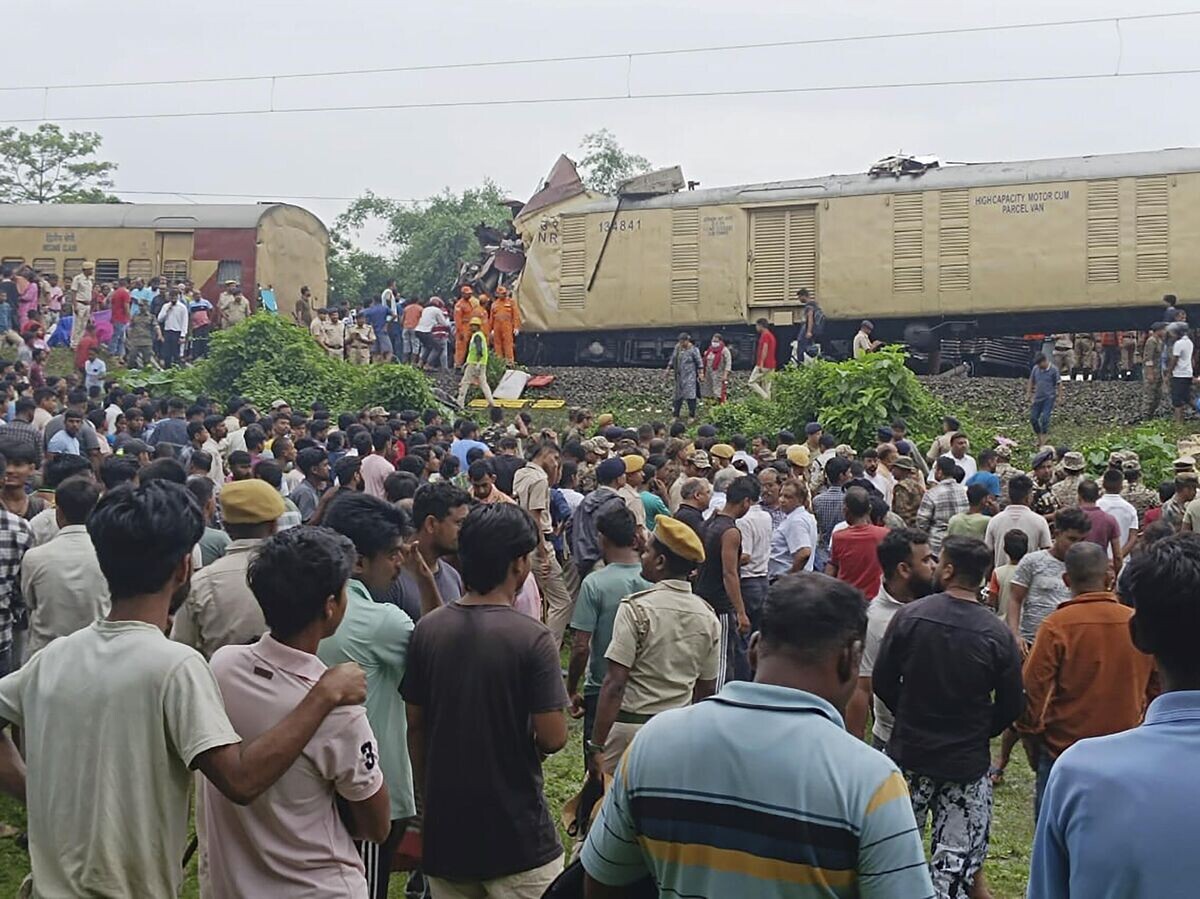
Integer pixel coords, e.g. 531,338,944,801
326,231,391,307
335,182,508,299
0,123,117,204
578,129,652,195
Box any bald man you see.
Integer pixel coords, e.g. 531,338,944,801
1015,541,1154,822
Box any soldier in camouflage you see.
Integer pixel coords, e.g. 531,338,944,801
994,443,1022,507
1029,449,1062,521
1120,458,1160,525
890,456,925,527
1051,452,1091,507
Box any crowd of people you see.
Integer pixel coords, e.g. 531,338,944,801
0,372,1191,898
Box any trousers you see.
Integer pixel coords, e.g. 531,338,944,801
70,303,90,347
457,363,495,407
1143,372,1163,417
748,365,773,399
428,856,563,899
905,771,992,899
539,550,574,646
492,321,516,363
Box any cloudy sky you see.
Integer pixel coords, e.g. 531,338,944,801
6,0,1200,247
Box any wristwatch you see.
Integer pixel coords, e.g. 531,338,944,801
584,739,605,755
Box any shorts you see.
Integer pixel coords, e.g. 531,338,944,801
1171,376,1192,408
373,332,393,356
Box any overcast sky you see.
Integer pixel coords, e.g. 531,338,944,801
6,0,1200,248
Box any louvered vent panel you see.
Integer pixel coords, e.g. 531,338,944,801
558,214,588,308
892,194,925,292
1135,176,1169,282
671,209,700,304
1086,180,1120,283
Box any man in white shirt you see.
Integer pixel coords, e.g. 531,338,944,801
1169,322,1194,423
852,319,883,358
20,477,108,660
929,431,977,484
768,481,818,578
983,474,1053,570
736,479,772,632
69,261,94,347
0,480,368,899
1097,468,1138,559
156,289,189,368
856,528,935,747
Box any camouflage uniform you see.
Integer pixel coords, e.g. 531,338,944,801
577,460,598,494
1051,472,1088,508
1052,334,1075,373
995,460,1022,506
1072,334,1096,378
1122,479,1160,525
891,477,925,527
1030,477,1061,519
1161,496,1188,531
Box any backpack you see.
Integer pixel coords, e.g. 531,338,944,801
809,302,827,338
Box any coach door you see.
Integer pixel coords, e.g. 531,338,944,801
155,231,194,284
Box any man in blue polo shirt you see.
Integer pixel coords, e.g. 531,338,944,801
582,572,933,898
1029,533,1200,898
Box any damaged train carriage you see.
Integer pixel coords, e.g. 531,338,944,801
511,148,1200,368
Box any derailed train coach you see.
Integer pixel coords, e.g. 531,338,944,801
0,203,328,319
511,148,1200,369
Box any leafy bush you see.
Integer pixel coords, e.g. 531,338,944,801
709,347,968,449
1077,426,1176,487
120,315,437,413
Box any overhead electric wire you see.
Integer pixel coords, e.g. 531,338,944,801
0,9,1194,93
4,66,1200,125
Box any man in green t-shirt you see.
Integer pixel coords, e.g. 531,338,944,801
456,317,495,408
567,506,651,760
946,482,995,541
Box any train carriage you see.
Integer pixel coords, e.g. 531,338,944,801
513,148,1200,367
0,203,328,318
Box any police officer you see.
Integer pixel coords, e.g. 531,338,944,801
1051,451,1090,507
587,515,720,775
1142,322,1167,419
345,311,374,366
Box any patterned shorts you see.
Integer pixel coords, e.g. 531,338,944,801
904,771,992,899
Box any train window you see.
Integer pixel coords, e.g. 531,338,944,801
161,260,189,283
32,258,56,277
64,259,85,280
126,259,152,281
1,257,23,270
216,259,243,287
95,259,120,284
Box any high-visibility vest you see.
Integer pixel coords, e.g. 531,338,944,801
466,330,489,365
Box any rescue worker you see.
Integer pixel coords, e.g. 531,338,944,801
1051,451,1089,507
1121,457,1160,524
890,456,924,527
1120,329,1139,378
453,285,477,367
490,285,521,365
457,316,495,407
586,515,719,775
1051,333,1074,374
1142,322,1167,419
1099,330,1120,380
345,311,374,366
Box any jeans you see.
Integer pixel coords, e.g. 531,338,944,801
108,321,127,357
1034,747,1056,824
1030,396,1054,434
740,577,768,636
402,327,418,357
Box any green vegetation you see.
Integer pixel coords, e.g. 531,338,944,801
0,123,118,204
707,348,989,451
119,315,437,413
578,129,653,195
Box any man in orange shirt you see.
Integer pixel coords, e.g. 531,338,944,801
453,286,476,367
490,286,521,365
400,298,424,366
1016,541,1155,821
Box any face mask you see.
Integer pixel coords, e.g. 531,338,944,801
711,341,720,348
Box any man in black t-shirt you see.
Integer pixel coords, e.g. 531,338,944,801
401,503,569,896
694,476,756,686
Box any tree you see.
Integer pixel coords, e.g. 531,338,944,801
0,123,118,204
578,129,652,195
326,231,392,307
335,182,508,299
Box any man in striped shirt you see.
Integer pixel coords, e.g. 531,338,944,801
582,572,933,898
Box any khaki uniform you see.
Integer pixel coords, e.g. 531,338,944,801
1142,332,1165,418
617,483,647,530
346,323,374,365
1120,331,1139,372
323,320,345,359
1122,482,1160,525
1072,334,1096,377
219,295,251,327
891,478,924,527
598,579,720,773
1051,473,1088,508
1052,334,1075,373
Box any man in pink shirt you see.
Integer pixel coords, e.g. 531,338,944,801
360,427,397,499
204,526,390,898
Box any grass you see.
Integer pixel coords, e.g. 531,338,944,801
0,721,1036,898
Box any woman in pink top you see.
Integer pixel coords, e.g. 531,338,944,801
15,267,38,328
